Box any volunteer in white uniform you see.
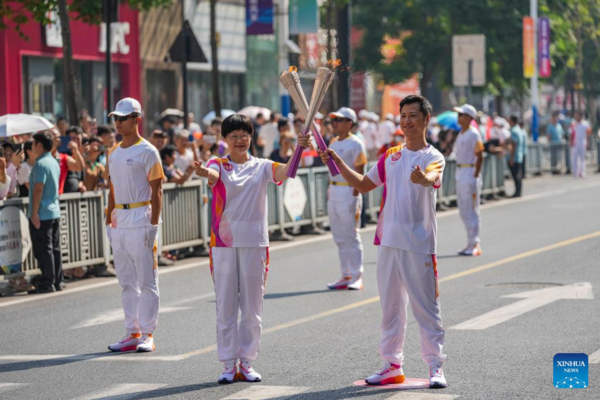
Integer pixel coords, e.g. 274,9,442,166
571,111,591,178
358,109,376,160
326,108,367,290
319,95,448,389
194,114,311,384
106,98,165,353
453,104,484,257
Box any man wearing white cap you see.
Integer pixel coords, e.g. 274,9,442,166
105,97,165,353
326,107,367,290
453,104,483,256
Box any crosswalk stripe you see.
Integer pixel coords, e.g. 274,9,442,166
72,383,166,400
387,393,459,399
590,349,600,364
221,385,309,400
0,383,27,395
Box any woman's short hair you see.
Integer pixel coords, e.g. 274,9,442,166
221,114,254,138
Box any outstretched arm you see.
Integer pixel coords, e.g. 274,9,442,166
319,149,377,194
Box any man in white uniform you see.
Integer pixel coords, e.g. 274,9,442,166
379,113,396,148
571,112,591,178
358,109,376,160
320,95,448,389
326,107,367,290
106,98,165,353
453,104,484,256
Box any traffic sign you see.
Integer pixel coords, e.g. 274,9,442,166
452,34,486,87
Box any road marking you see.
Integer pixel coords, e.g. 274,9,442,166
589,349,600,364
222,386,309,400
387,393,460,400
0,383,27,395
2,178,598,310
72,306,193,329
72,383,166,400
450,282,594,330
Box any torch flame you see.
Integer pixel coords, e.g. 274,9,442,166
288,66,298,73
327,59,342,69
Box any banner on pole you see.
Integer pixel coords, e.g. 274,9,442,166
539,17,551,78
523,17,535,78
289,0,319,34
246,0,274,35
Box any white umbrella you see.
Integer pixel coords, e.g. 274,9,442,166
238,106,271,120
0,114,54,137
202,109,236,127
159,108,185,119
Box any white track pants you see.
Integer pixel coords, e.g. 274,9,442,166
377,246,446,367
110,226,160,335
571,146,586,178
327,195,364,280
210,247,269,363
456,168,482,248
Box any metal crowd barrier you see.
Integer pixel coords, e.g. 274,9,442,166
4,140,598,279
526,141,599,175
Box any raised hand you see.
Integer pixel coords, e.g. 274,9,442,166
318,149,340,165
193,161,210,178
297,133,313,149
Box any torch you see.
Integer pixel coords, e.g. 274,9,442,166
279,65,340,178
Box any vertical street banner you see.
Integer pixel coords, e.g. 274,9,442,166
538,17,551,78
246,0,274,35
523,17,535,78
289,0,319,34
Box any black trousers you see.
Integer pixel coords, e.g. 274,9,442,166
509,162,523,197
29,218,63,289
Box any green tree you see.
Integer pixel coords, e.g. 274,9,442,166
0,0,171,124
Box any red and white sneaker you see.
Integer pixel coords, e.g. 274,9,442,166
347,277,364,290
136,334,155,352
429,365,448,388
365,362,405,385
237,360,262,382
327,276,352,290
108,333,141,352
458,244,482,257
218,360,237,384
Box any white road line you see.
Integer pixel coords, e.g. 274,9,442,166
0,383,27,395
71,306,192,329
387,393,460,400
1,178,598,310
221,386,309,400
589,349,600,364
72,383,166,400
0,354,182,362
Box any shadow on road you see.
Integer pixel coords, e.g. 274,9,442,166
436,254,462,259
123,383,219,399
264,289,330,300
268,385,425,399
0,352,135,373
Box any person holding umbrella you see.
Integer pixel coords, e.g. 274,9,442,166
194,114,312,384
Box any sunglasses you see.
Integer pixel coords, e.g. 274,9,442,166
332,118,350,123
113,115,135,123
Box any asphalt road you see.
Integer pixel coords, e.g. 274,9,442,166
1,171,599,400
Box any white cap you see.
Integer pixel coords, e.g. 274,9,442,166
395,115,401,124
109,97,142,117
369,112,379,122
385,113,394,121
315,112,324,120
453,104,477,119
358,109,369,119
329,107,357,123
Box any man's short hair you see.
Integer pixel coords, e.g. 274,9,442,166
256,113,264,120
175,129,190,140
399,95,433,118
57,116,67,124
277,118,289,130
160,144,177,160
97,125,116,136
152,129,168,138
89,137,102,145
510,116,519,124
1,142,14,152
211,118,223,127
221,114,254,138
33,131,54,152
66,126,83,135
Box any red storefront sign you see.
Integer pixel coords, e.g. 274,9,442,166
0,5,140,117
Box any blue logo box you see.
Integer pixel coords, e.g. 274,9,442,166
554,353,588,389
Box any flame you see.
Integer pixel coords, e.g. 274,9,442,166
328,59,342,69
288,66,298,73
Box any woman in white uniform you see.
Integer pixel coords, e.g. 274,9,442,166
194,114,311,384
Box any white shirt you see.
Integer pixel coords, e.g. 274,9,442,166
17,161,33,185
573,121,590,147
208,156,281,247
174,148,195,173
454,127,484,166
379,120,396,146
366,144,445,255
259,123,280,158
359,120,375,150
329,134,367,202
108,139,165,228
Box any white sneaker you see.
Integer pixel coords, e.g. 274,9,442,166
136,334,155,352
108,333,141,352
218,360,237,384
327,276,352,290
429,365,448,388
458,244,482,256
347,278,364,290
365,362,405,385
237,360,262,382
